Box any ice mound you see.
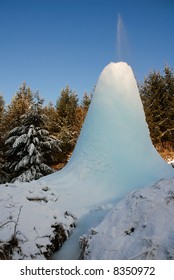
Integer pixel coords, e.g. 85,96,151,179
44,62,173,213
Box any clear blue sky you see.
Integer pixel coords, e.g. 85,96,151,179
0,0,174,105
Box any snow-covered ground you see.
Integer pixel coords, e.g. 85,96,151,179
0,180,76,259
1,176,174,260
1,62,174,259
82,177,174,260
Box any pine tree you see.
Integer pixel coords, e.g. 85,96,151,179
43,102,61,134
139,65,174,161
81,92,92,113
4,82,33,132
0,95,5,141
4,93,61,182
55,86,79,160
0,95,7,183
77,92,93,127
56,85,79,127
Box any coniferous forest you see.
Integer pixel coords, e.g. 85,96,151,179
0,84,92,183
139,65,174,162
0,65,174,183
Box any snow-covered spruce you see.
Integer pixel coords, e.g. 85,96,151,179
4,99,61,182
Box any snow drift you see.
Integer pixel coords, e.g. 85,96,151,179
44,62,173,214
82,178,174,260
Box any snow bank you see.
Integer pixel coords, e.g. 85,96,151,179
82,178,174,260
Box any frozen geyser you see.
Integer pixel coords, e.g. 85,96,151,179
44,62,173,211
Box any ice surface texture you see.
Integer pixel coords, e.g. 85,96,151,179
44,62,173,212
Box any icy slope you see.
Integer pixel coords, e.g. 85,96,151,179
82,178,174,260
44,62,173,214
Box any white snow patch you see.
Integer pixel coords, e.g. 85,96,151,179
83,178,174,260
0,181,75,259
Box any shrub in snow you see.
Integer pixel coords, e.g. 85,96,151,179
4,95,61,182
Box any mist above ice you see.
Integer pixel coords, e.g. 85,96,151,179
116,14,130,62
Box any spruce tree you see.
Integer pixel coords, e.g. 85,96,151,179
55,86,79,160
56,85,79,127
4,93,61,182
43,102,61,135
0,95,5,142
77,92,93,128
81,92,92,113
139,65,174,161
4,82,33,131
0,95,7,183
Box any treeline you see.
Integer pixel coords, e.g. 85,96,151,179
139,65,174,162
1,65,174,183
0,83,92,183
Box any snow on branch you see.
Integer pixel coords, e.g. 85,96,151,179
13,134,28,148
14,156,30,171
28,143,36,156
